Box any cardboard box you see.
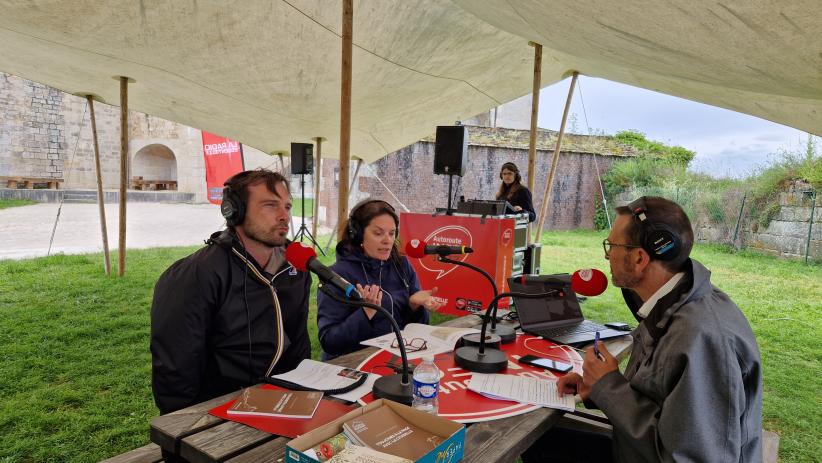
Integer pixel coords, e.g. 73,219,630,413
286,399,465,463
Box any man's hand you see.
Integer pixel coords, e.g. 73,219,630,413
356,284,382,319
582,342,619,387
410,287,445,311
557,372,591,401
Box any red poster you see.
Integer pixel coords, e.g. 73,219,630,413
201,131,245,204
400,213,515,316
357,335,583,423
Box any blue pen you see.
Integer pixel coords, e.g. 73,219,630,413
594,331,603,360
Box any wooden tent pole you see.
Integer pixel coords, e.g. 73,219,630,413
324,158,362,254
312,137,324,247
86,95,111,276
337,0,353,240
118,77,130,277
534,72,578,241
527,42,542,194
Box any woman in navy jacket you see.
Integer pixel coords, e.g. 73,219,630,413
317,199,444,360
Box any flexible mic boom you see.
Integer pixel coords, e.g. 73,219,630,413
405,239,473,258
285,242,362,300
570,268,608,296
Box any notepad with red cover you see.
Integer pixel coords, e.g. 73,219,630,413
209,384,354,438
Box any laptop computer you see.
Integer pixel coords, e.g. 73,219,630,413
508,275,626,346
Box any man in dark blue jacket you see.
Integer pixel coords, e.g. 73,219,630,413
151,170,311,416
317,199,444,360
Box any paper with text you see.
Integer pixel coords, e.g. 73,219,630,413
468,373,576,412
269,359,379,402
360,323,479,360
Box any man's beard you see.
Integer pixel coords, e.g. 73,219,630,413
243,218,288,247
611,253,642,289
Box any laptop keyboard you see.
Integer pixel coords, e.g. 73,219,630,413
535,320,608,339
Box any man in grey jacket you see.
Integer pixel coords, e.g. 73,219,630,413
523,196,762,463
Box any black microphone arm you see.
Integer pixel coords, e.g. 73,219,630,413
454,289,558,373
436,255,516,341
317,284,413,405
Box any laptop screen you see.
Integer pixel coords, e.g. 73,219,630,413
508,276,585,328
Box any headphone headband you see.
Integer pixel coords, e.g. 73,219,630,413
347,199,397,243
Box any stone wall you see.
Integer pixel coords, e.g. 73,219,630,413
317,125,630,231
0,73,67,180
691,182,821,261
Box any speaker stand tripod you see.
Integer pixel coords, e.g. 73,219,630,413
292,173,325,255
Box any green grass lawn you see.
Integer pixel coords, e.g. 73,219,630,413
292,198,314,218
0,230,819,461
0,199,36,210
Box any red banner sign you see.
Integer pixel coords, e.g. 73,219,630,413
201,131,245,204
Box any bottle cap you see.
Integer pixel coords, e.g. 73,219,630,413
422,355,434,363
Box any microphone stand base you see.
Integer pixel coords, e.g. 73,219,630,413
471,323,517,344
460,332,502,349
372,374,413,406
454,346,508,373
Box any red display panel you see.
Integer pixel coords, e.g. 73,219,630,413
400,213,515,316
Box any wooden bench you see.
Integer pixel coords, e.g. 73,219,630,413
99,443,163,463
131,176,178,191
0,176,62,189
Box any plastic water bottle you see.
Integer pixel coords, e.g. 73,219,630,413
412,355,440,414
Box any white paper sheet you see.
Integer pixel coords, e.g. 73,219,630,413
269,359,380,402
468,373,576,412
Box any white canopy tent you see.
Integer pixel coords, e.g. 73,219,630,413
2,0,819,164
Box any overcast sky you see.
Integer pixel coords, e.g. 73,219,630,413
536,77,815,178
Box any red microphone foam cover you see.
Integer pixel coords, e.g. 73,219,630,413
571,268,608,296
404,239,427,259
285,242,316,272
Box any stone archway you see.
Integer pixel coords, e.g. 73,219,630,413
131,144,177,190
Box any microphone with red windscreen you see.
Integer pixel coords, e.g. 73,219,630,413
405,239,472,258
285,242,362,300
570,268,608,296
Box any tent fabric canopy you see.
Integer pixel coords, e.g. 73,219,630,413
1,0,819,163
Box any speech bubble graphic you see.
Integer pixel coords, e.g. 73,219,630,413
418,225,473,280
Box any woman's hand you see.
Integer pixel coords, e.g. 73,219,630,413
410,287,445,311
356,284,382,319
513,205,523,211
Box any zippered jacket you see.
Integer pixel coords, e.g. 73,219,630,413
590,259,762,462
150,230,311,414
317,247,428,360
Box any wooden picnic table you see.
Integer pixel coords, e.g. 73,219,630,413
131,177,178,191
143,315,632,463
0,176,62,189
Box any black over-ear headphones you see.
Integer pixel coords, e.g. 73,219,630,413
347,199,396,244
627,196,681,261
221,181,246,227
500,162,522,183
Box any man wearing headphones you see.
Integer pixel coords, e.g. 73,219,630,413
523,196,762,463
317,199,444,360
150,169,312,417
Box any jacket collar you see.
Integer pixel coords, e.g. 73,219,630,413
207,229,291,276
621,259,713,342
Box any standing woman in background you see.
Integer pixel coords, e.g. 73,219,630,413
497,162,536,222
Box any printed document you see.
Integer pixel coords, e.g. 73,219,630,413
468,373,575,412
269,359,379,402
